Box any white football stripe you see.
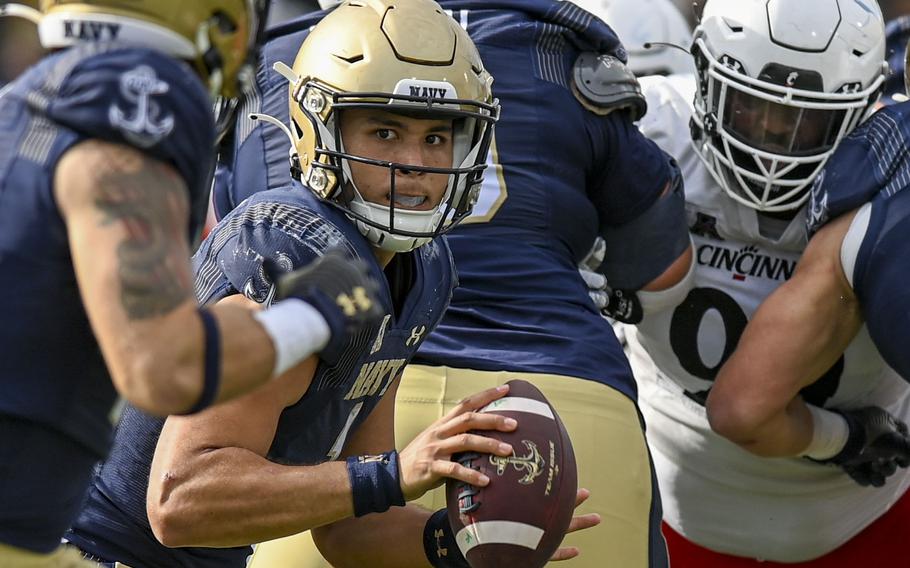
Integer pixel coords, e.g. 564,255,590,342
480,397,554,419
456,521,545,554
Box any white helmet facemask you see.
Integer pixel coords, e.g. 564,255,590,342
691,0,887,213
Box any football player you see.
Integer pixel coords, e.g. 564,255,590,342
0,1,386,566
709,39,910,535
65,2,596,566
214,2,691,567
613,0,910,565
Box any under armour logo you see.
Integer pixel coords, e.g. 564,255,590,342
786,71,799,87
109,65,174,148
336,286,374,316
406,324,427,347
720,55,743,73
434,528,449,558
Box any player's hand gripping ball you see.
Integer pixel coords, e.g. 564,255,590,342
445,380,577,568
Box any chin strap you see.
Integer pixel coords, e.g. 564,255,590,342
0,3,42,24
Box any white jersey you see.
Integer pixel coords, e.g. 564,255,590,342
627,75,910,562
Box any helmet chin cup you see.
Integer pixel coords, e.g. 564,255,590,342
347,195,443,252
355,220,429,253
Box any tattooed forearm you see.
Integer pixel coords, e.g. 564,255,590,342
90,146,193,319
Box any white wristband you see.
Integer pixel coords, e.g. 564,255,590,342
253,298,331,377
801,405,850,460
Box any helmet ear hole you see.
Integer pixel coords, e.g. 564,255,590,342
211,11,238,34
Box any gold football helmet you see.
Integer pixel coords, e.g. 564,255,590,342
277,0,499,252
0,0,268,99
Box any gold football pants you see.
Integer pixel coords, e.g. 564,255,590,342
248,366,662,568
0,543,99,568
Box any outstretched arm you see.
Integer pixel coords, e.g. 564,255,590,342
56,139,279,415
706,211,863,457
57,140,381,415
147,300,338,547
146,313,515,548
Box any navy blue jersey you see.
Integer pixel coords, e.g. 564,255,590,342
67,185,456,568
883,16,910,106
0,44,213,553
216,1,675,401
809,102,910,381
807,103,910,233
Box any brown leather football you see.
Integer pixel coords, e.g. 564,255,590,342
445,379,577,568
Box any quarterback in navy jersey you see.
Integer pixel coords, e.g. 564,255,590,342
0,1,389,565
66,188,462,568
67,2,595,567
216,1,690,566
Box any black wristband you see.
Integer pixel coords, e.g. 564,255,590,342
183,309,221,415
423,508,469,568
345,451,405,517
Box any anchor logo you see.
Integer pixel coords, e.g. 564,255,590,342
109,65,174,148
489,440,546,485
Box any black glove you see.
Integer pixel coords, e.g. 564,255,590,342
265,250,384,364
824,407,910,487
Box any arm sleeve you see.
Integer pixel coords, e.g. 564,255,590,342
850,191,910,382
587,112,689,289
808,104,910,236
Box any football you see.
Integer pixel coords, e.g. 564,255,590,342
445,379,577,568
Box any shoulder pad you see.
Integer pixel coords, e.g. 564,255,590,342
572,53,647,120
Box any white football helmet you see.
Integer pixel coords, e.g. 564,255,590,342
573,0,693,76
691,0,887,212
